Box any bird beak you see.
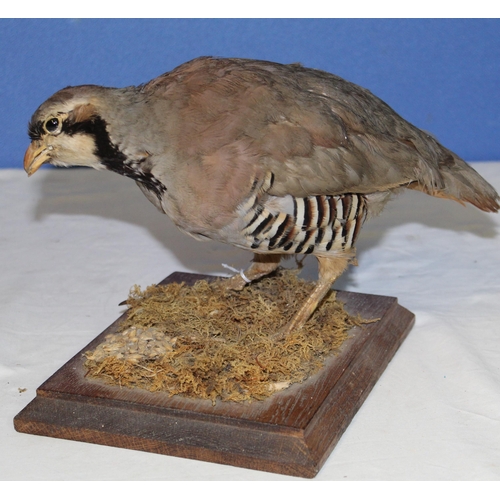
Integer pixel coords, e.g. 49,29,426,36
24,141,52,176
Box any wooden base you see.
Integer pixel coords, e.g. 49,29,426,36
14,272,415,478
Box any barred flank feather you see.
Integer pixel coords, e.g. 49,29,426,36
239,193,367,256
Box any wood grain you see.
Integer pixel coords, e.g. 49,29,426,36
14,272,415,478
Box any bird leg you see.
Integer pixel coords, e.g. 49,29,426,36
224,253,282,291
273,251,356,340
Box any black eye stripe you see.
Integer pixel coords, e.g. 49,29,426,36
28,121,44,141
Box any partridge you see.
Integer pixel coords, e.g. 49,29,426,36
24,56,499,338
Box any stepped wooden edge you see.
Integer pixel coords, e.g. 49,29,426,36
14,271,415,478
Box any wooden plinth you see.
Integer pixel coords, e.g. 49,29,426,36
14,272,414,478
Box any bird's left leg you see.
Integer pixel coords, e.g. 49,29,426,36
274,251,356,339
224,253,282,291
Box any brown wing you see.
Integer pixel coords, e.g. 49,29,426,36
145,57,499,217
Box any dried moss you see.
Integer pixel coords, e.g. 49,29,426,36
84,269,367,403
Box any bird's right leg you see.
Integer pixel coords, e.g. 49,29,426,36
224,253,281,291
273,251,355,339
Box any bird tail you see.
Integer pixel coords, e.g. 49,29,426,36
409,151,500,213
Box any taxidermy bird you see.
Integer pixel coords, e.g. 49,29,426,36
24,56,499,338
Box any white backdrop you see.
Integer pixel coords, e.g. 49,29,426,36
1,163,499,480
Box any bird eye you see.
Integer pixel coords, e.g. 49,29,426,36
44,117,61,134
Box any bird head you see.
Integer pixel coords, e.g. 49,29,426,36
24,85,133,176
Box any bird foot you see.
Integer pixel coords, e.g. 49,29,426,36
222,255,282,292
270,311,309,341
270,324,294,342
223,273,249,292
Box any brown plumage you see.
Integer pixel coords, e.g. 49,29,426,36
24,57,500,337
